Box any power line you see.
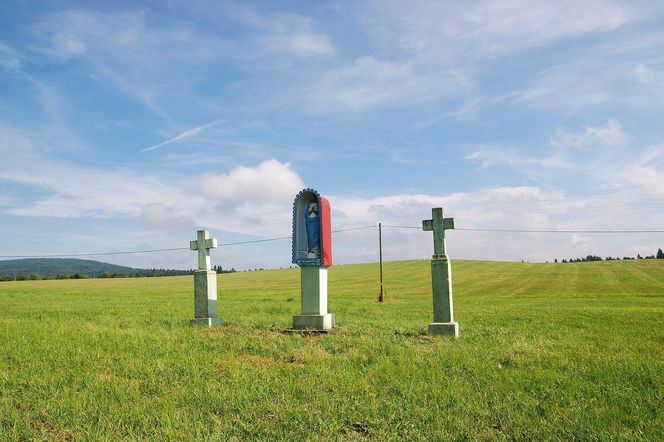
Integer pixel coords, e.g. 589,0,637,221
382,225,664,233
382,225,421,229
333,225,378,233
2,223,661,259
218,236,292,247
0,247,190,259
456,228,664,233
382,202,664,220
452,202,664,217
186,226,376,248
0,225,377,259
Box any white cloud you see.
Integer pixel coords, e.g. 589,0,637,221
138,203,196,229
0,124,305,235
328,184,664,264
1,121,662,266
201,160,304,203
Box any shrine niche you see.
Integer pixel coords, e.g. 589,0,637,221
292,188,332,267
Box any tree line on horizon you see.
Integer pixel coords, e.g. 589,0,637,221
0,265,240,282
0,268,194,282
554,248,664,263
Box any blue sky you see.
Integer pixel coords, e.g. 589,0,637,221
1,0,663,270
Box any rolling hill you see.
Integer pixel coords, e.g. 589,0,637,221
0,258,139,277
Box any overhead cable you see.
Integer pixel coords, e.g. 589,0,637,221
382,225,664,233
0,225,376,259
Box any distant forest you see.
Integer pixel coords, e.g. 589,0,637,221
555,248,664,263
0,258,236,282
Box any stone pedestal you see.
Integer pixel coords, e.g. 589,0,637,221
293,266,335,330
191,270,222,327
428,257,459,337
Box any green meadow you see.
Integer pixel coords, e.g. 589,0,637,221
0,259,663,440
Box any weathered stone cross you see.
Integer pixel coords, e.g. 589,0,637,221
422,207,454,258
190,230,217,271
422,207,458,337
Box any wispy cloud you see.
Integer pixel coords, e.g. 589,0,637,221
29,9,226,118
466,145,570,172
258,13,334,57
141,119,224,152
551,119,629,151
296,0,660,113
0,41,23,70
466,120,664,197
262,32,333,56
308,56,469,110
630,64,657,84
363,0,646,60
509,28,664,109
618,144,664,195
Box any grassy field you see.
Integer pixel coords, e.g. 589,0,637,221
0,259,663,440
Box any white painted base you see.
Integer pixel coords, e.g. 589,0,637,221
190,317,223,327
300,266,328,315
428,322,459,338
293,266,335,330
292,313,335,330
193,269,218,319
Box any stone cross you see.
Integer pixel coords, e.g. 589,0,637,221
422,207,454,258
189,230,221,327
422,207,458,337
190,230,217,271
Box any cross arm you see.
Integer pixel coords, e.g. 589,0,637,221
422,217,454,231
422,219,433,231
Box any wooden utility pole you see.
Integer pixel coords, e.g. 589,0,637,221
378,222,384,302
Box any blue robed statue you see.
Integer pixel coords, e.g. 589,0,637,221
305,201,320,258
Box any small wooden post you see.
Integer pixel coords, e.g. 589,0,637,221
378,223,384,303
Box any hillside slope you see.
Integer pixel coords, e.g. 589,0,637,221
0,258,137,277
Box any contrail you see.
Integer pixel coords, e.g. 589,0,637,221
141,119,223,152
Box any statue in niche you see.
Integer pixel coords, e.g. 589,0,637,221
292,188,332,267
305,201,320,258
